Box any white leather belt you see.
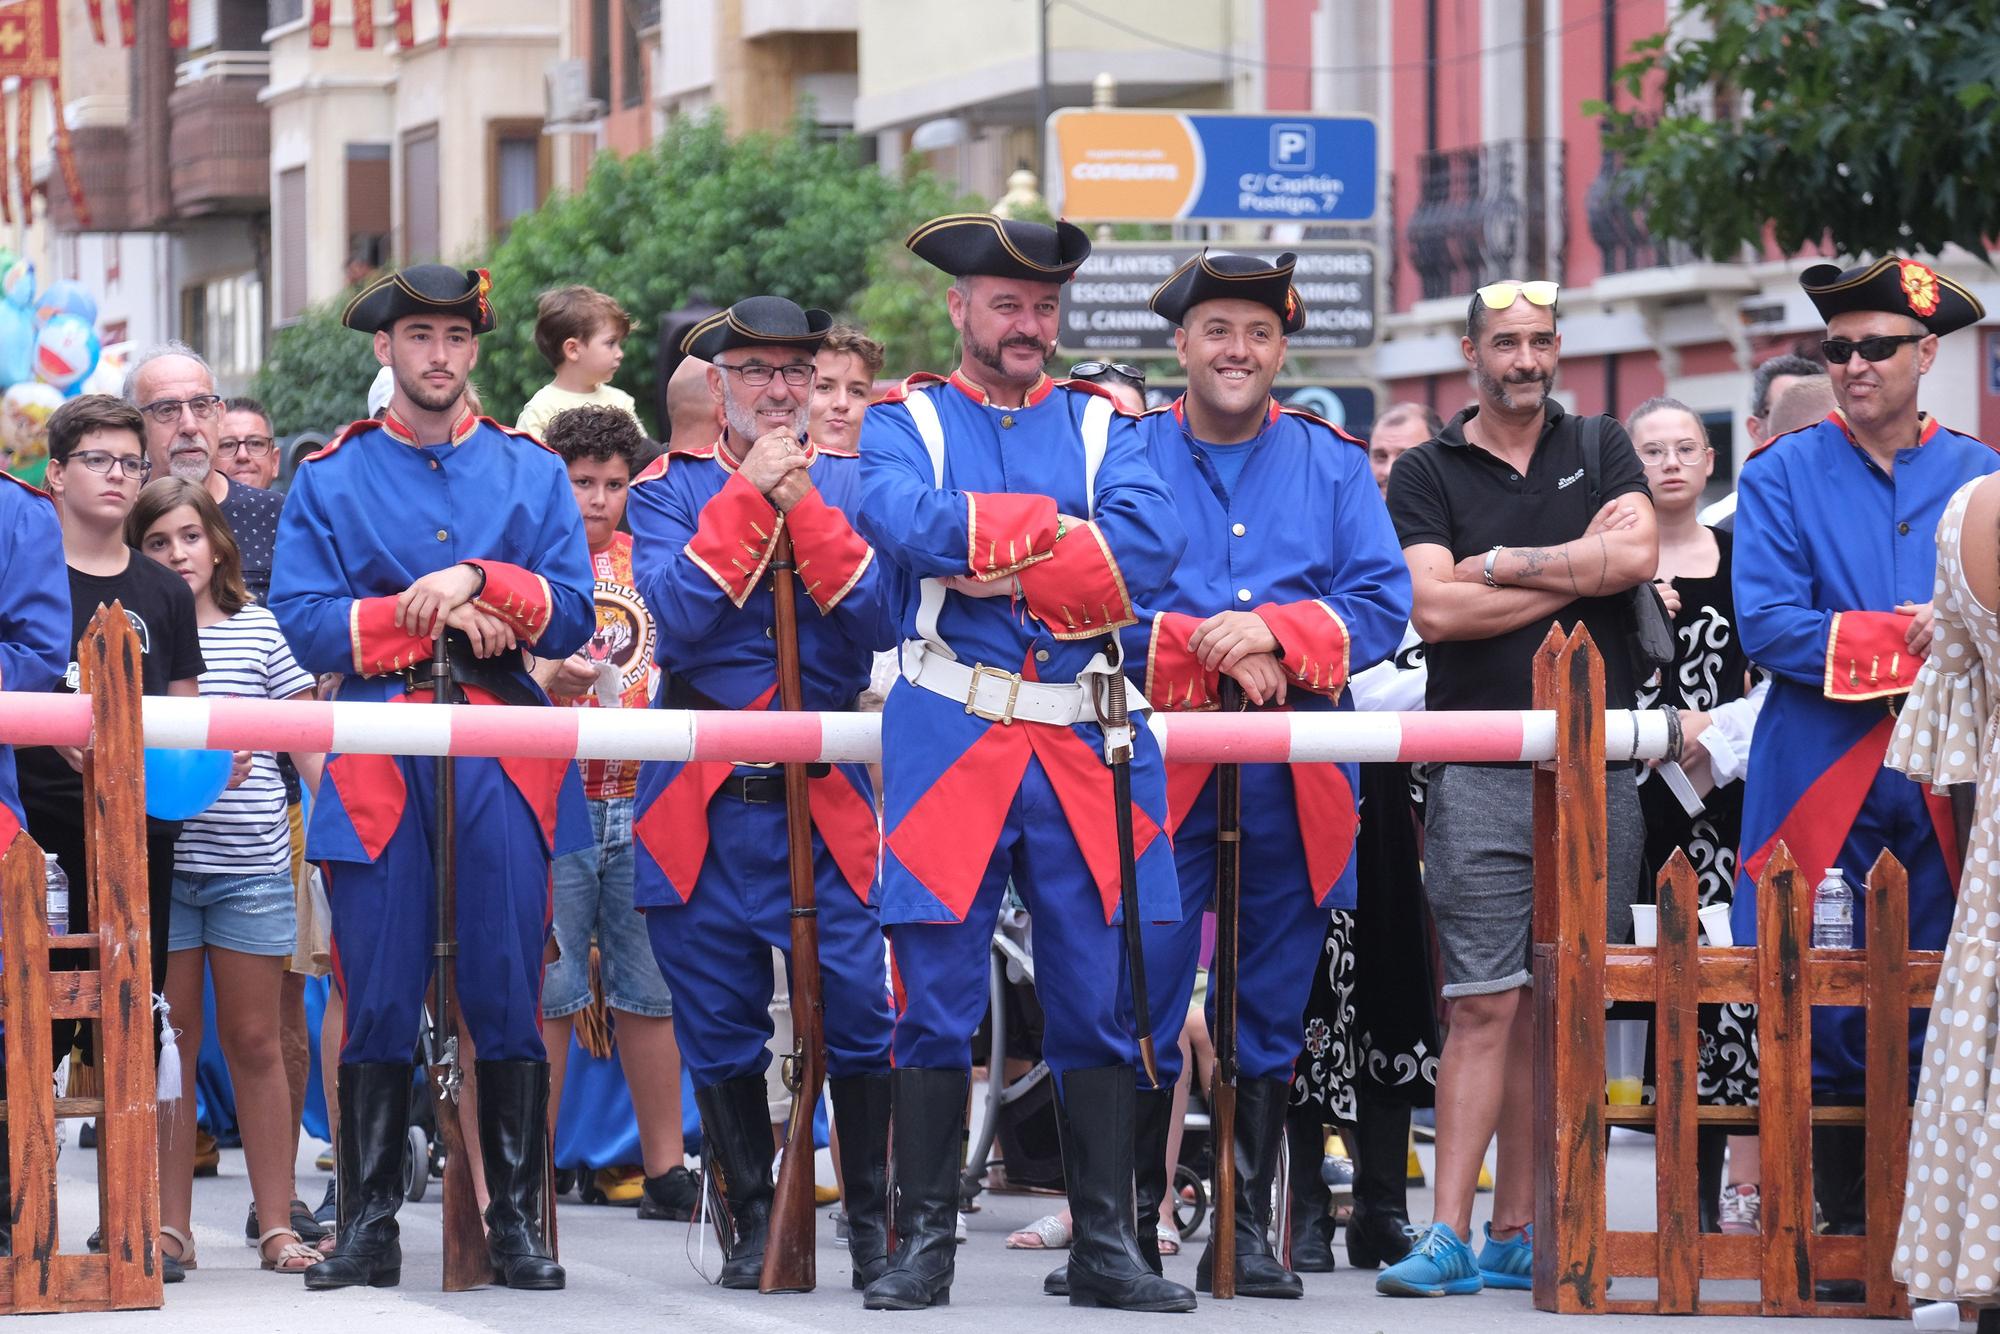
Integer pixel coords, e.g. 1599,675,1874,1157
899,639,1145,728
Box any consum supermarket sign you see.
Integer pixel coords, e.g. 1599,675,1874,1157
1049,109,1378,223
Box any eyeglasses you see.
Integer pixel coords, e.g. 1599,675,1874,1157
64,449,151,481
715,362,814,388
1819,334,1926,365
1475,280,1561,309
1068,361,1146,386
138,394,223,426
217,435,274,458
1637,443,1710,466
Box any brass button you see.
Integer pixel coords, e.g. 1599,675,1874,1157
1035,649,1049,662
436,529,448,541
764,627,774,639
429,459,440,470
1232,523,1246,537
1000,414,1015,429
1898,521,1911,535
1237,588,1252,602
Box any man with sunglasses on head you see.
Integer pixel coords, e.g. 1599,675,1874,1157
1730,259,1999,1298
1380,278,1658,1298
125,343,286,603
1067,360,1148,415
624,296,896,1293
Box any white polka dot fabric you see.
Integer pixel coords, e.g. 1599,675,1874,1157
1889,479,2000,1302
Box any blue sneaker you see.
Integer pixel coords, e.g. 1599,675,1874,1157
1375,1222,1483,1297
1478,1221,1534,1290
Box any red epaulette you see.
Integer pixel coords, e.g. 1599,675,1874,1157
304,418,380,462
1278,403,1366,447
873,371,949,405
0,470,51,503
1745,412,1835,462
477,415,561,456
633,453,671,483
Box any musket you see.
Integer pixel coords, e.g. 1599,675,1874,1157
1209,676,1244,1298
760,527,825,1294
1099,661,1159,1088
429,635,494,1291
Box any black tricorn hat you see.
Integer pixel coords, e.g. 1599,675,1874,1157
906,213,1092,283
679,296,833,360
1800,257,1985,337
1149,250,1305,333
343,264,495,335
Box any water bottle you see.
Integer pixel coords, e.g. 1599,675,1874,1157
43,853,68,938
1811,867,1853,950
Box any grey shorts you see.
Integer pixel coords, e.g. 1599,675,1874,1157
1421,763,1644,999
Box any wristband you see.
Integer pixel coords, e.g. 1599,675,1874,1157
462,561,487,598
1482,545,1504,588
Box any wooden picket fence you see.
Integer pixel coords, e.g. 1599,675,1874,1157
1529,624,1941,1317
0,605,164,1312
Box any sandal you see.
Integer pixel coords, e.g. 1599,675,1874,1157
159,1224,197,1280
1005,1212,1072,1250
1156,1222,1180,1256
258,1226,324,1274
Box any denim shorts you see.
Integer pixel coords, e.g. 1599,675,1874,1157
543,797,675,1020
169,869,299,957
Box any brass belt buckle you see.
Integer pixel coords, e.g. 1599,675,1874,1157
965,663,1024,725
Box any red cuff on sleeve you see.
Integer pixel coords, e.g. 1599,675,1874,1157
684,472,781,608
1255,600,1351,698
467,559,555,644
1145,612,1220,710
784,488,874,614
350,596,432,676
1824,610,1921,701
965,491,1059,580
1015,520,1139,641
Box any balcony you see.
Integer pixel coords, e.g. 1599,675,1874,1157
1407,139,1565,301
166,52,271,217
1587,138,1695,277
46,124,136,232
742,0,857,39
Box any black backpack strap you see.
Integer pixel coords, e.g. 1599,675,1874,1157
1579,412,1605,510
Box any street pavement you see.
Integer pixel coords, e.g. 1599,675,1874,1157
39,1124,1910,1332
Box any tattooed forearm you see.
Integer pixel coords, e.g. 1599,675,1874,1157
1593,534,1608,596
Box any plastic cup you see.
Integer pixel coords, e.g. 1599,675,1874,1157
1630,904,1658,948
1606,1018,1649,1106
1698,903,1734,948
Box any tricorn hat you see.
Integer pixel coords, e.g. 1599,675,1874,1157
1799,257,1984,337
906,213,1092,283
1149,250,1305,333
679,295,833,360
343,264,495,335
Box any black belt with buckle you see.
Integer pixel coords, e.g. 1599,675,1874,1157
388,631,538,706
718,774,789,803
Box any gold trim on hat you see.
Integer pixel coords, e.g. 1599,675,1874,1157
906,213,1072,274
1804,256,1984,316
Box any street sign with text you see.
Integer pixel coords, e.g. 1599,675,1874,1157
1058,242,1380,355
1049,109,1378,223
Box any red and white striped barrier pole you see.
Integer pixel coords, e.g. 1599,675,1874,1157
0,694,1674,766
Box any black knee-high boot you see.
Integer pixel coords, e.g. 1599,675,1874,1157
1346,1089,1416,1268
477,1059,563,1290
305,1063,409,1291
1286,1104,1337,1272
694,1074,778,1290
863,1067,967,1310
830,1073,892,1289
1061,1065,1196,1312
1195,1078,1303,1298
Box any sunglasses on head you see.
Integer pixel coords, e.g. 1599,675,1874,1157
1068,361,1146,387
1475,280,1560,309
1819,333,1927,365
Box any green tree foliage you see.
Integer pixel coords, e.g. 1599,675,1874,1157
476,114,977,428
251,290,384,438
1593,0,2000,261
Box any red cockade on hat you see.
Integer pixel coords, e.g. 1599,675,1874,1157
1900,261,1941,318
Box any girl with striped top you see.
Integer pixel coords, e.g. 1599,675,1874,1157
129,478,327,1276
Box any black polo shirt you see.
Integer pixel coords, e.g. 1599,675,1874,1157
1386,400,1650,713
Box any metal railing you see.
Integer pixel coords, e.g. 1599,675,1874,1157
1407,138,1566,300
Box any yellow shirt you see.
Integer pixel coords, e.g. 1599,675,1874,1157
514,382,642,441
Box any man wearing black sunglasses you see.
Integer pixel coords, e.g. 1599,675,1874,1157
1731,257,2000,1300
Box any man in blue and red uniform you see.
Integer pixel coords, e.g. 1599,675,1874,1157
1121,252,1410,1297
856,213,1191,1312
271,264,594,1292
1731,256,1998,1296
625,296,895,1291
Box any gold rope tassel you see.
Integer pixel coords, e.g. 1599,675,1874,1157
574,943,614,1060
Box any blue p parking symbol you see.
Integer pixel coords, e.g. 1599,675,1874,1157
1270,123,1314,170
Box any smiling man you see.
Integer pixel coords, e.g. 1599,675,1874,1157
1729,258,2000,1300
1117,251,1410,1298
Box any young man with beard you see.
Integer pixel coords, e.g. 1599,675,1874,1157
125,345,286,603
270,264,595,1293
1114,252,1410,1298
1379,280,1658,1298
624,297,895,1291
856,215,1190,1313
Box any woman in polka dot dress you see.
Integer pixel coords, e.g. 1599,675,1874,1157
1888,474,2000,1320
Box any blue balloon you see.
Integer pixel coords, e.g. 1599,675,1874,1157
143,747,232,821
33,280,96,330
0,303,33,386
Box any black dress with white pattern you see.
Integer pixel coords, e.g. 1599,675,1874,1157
1636,528,1757,1105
